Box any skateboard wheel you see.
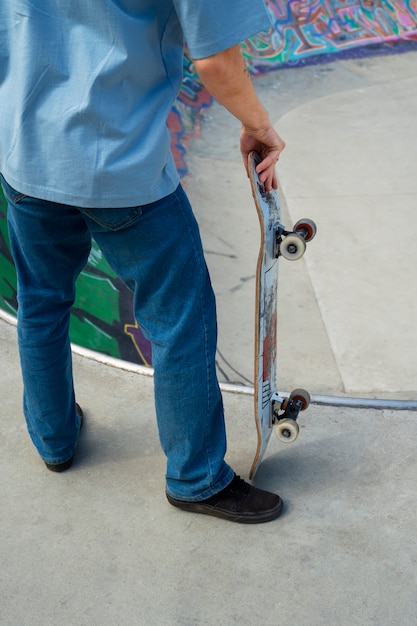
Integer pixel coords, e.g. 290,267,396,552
294,218,317,243
280,234,306,261
289,388,311,411
275,419,299,443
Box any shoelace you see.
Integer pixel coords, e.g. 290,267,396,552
202,474,251,504
226,474,251,498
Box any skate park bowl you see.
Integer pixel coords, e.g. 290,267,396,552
1,1,417,405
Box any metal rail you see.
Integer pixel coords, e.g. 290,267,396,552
219,382,417,410
1,312,416,410
308,394,417,411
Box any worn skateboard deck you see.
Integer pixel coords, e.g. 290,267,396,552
248,152,315,479
249,152,280,479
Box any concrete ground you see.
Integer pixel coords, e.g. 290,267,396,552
2,49,417,625
2,319,417,625
187,48,417,399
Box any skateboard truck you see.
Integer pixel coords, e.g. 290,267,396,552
274,219,317,261
270,388,311,443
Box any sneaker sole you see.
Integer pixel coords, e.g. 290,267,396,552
166,493,283,524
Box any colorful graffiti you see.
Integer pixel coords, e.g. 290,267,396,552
1,0,417,367
245,0,417,71
0,187,152,364
168,53,214,179
0,190,17,316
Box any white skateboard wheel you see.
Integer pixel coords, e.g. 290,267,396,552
275,419,299,443
280,234,306,261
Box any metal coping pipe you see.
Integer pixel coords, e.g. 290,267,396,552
219,382,417,411
1,311,416,411
307,394,417,411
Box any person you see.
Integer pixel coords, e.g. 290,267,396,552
0,2,286,523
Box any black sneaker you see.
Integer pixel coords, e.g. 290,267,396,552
44,403,84,473
166,474,283,523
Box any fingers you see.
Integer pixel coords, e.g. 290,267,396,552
240,125,286,191
255,151,281,191
242,151,278,191
257,165,278,191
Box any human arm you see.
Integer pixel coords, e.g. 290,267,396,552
193,45,285,191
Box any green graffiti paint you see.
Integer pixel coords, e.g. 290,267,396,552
0,188,151,366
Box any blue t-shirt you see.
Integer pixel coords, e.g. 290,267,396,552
0,1,270,207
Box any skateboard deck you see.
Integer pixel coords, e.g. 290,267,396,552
248,152,315,479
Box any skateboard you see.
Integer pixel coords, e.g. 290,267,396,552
248,151,317,479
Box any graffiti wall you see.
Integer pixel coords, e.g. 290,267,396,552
0,188,152,364
247,0,417,70
1,0,416,367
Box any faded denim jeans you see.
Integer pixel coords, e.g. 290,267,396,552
2,175,233,500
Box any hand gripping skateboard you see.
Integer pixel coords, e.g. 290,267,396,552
248,151,317,479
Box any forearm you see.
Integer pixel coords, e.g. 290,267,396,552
193,44,285,191
193,45,269,131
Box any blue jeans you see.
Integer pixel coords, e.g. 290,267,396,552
2,175,234,500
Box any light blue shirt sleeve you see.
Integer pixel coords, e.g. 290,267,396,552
174,0,272,59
